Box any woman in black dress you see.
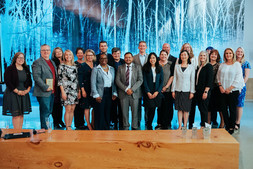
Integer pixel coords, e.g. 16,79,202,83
51,47,65,128
195,51,213,127
143,53,163,130
78,49,97,130
3,52,32,129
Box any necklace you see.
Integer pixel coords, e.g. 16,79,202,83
102,65,108,70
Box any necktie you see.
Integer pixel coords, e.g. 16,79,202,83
126,66,129,86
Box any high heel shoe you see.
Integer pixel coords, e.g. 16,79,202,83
59,121,66,128
235,123,240,130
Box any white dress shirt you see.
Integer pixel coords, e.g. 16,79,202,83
151,67,156,83
140,54,147,66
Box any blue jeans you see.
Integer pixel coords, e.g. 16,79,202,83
37,94,54,129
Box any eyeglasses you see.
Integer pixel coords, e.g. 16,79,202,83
100,58,108,60
41,49,50,52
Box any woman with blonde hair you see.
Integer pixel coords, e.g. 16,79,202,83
235,47,251,130
3,52,32,129
78,49,97,130
58,49,81,130
217,48,244,134
194,51,213,127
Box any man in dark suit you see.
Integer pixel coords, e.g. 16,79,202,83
110,47,125,130
116,52,143,130
96,41,114,66
32,44,57,129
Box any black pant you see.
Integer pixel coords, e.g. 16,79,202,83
52,101,63,126
196,91,210,127
110,97,123,129
146,107,156,129
94,87,112,130
74,103,85,128
189,96,197,128
157,92,174,128
220,91,239,130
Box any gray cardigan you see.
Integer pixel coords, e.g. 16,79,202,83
32,57,57,97
91,65,117,98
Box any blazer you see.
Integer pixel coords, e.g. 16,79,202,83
116,63,143,99
32,57,57,97
91,64,117,98
143,66,164,94
4,64,32,91
195,63,213,93
171,64,195,93
133,53,148,67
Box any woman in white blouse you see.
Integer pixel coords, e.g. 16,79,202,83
91,53,117,130
172,50,195,130
217,48,244,134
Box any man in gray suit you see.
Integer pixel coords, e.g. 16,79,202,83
133,41,148,128
32,44,57,129
116,52,143,130
133,41,148,67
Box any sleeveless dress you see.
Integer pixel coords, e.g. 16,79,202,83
3,69,31,116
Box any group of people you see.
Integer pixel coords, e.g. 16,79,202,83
2,41,251,134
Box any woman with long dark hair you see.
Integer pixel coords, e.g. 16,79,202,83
51,47,65,128
3,52,32,129
142,53,163,130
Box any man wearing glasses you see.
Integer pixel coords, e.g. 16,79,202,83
32,44,57,129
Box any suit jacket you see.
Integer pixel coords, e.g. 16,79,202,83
133,53,148,67
116,63,143,99
91,64,117,98
143,66,164,94
168,54,177,75
32,57,57,97
195,63,213,93
4,64,32,91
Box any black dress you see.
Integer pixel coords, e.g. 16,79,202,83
3,69,31,116
78,62,96,109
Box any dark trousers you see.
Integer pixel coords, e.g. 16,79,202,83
157,92,174,128
74,103,85,128
146,107,156,129
111,97,123,129
52,101,63,126
189,96,197,128
220,91,239,130
94,87,112,130
196,91,210,127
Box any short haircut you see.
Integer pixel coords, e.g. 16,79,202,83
209,49,221,63
99,41,107,46
159,50,168,55
112,47,121,54
40,44,50,50
76,47,84,55
139,41,147,45
124,52,133,57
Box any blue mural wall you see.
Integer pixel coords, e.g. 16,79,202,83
0,0,245,81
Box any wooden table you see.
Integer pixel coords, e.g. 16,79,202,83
0,129,239,169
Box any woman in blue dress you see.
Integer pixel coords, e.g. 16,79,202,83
78,49,97,130
235,47,251,130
